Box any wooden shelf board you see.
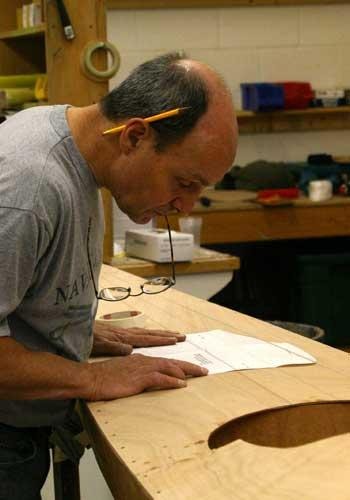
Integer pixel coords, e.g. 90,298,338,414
237,106,350,134
107,0,350,9
237,106,350,118
0,25,46,40
157,195,350,245
110,248,240,278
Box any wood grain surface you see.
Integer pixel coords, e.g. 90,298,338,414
157,192,350,244
111,247,240,277
81,264,350,500
108,0,350,8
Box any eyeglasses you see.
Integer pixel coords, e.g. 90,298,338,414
87,216,176,302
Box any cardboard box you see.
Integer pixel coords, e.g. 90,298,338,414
125,228,194,263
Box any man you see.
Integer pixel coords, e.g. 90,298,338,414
0,52,237,499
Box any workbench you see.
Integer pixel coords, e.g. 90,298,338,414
80,264,350,500
157,190,350,244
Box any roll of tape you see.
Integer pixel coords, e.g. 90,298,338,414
81,41,120,81
308,180,332,202
96,310,145,329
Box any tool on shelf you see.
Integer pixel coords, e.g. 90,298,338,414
55,0,75,40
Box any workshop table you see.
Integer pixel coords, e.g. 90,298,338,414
80,264,350,500
157,191,350,244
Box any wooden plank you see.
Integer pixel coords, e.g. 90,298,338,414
238,106,350,117
45,0,108,107
237,107,350,134
81,264,350,500
107,0,350,8
0,26,45,40
157,195,350,244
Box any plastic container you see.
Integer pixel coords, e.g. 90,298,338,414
240,83,284,111
277,81,313,109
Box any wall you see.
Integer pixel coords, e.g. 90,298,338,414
107,3,350,167
107,4,350,241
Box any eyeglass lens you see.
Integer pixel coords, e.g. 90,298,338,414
98,277,173,301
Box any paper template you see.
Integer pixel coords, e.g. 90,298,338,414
134,330,316,375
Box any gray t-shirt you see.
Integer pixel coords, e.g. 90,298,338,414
0,105,104,427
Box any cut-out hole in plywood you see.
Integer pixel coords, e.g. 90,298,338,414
208,401,350,449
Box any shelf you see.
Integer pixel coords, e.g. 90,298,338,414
111,248,240,277
107,0,350,8
0,25,46,40
237,106,350,134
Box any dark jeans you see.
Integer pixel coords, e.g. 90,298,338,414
0,422,51,500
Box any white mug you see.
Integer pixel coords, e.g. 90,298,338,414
308,180,332,202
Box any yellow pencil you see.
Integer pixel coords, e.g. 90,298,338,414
102,107,188,136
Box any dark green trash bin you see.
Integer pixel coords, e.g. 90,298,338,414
290,253,350,347
269,320,325,342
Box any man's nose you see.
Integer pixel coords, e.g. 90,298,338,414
171,195,197,215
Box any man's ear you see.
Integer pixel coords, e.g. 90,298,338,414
119,118,154,154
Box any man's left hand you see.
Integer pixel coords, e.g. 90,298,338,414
92,322,186,356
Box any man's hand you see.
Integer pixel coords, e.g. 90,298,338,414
86,354,207,401
92,322,186,356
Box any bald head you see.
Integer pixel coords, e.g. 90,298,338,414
176,59,238,176
99,51,237,155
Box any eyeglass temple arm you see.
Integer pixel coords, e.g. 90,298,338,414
165,216,176,284
87,218,100,298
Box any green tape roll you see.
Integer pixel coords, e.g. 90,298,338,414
81,41,120,81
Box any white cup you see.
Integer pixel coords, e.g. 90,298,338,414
178,216,202,246
96,310,145,329
308,180,332,202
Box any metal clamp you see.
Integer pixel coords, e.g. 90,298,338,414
81,41,120,81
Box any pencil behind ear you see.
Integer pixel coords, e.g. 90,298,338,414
118,119,153,152
102,107,190,136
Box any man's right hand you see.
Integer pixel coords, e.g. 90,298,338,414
85,354,208,401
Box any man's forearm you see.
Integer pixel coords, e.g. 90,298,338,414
0,336,208,403
0,337,93,400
